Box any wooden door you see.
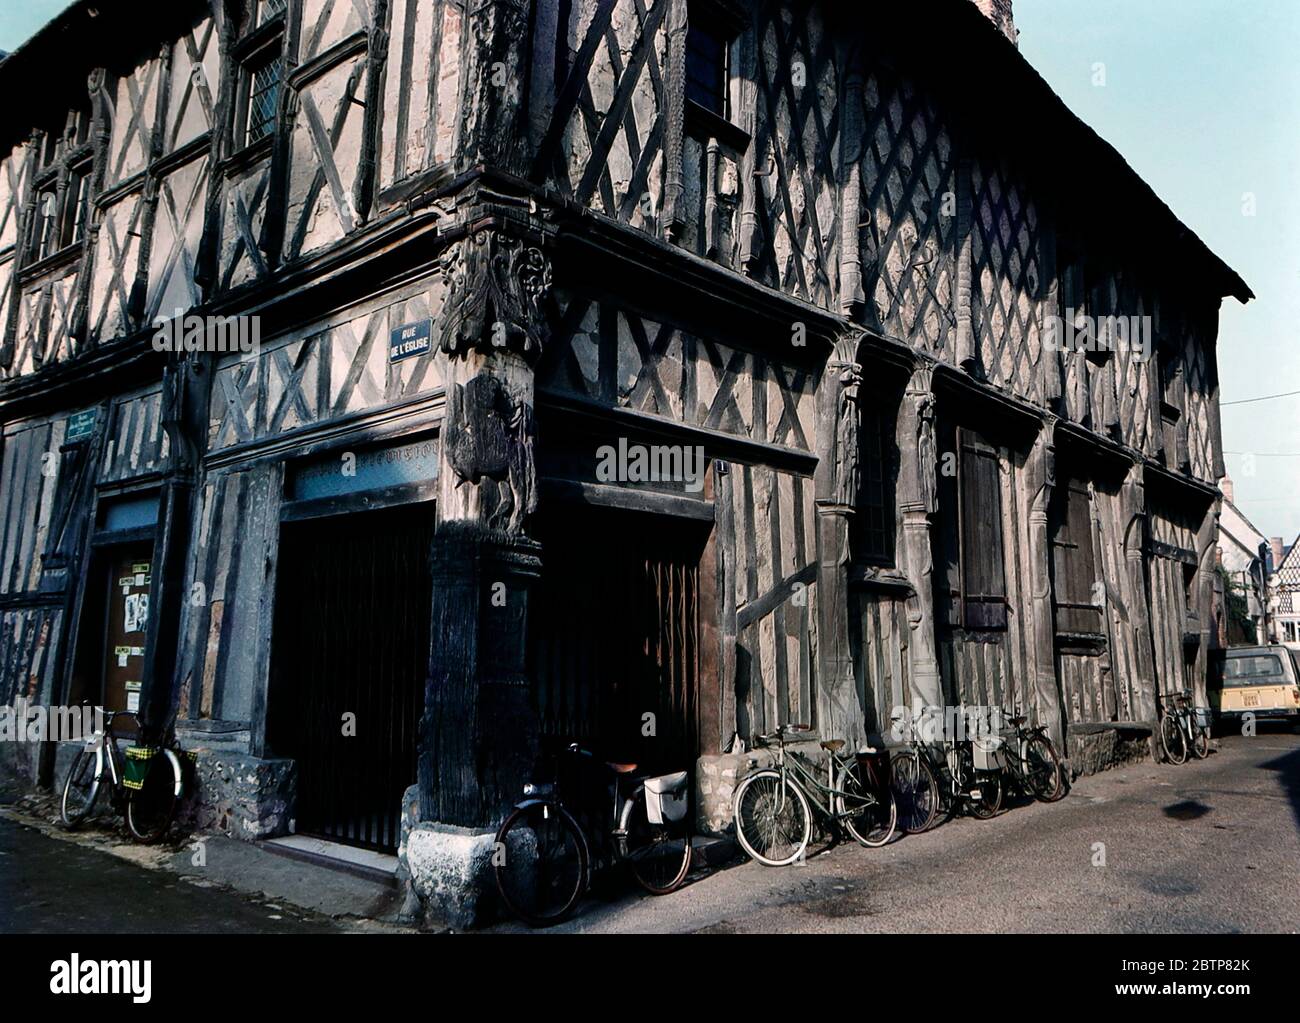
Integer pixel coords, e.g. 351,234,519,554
268,503,434,853
102,546,153,731
531,508,702,776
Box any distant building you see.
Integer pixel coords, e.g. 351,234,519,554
1216,477,1269,643
1268,535,1300,649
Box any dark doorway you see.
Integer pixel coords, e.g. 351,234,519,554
268,503,434,854
69,542,154,738
531,506,704,776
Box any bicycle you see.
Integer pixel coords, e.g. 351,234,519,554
888,710,943,834
1158,689,1210,764
731,724,897,866
493,743,693,926
996,705,1065,802
60,709,187,844
889,707,1003,827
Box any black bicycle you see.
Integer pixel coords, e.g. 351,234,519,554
997,705,1066,802
60,710,187,843
493,744,693,926
889,708,1005,828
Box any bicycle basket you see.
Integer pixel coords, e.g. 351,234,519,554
123,746,159,791
1193,706,1213,728
972,736,1006,772
856,749,891,791
643,771,689,825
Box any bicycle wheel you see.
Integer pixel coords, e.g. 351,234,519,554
966,760,1004,819
1189,722,1210,760
126,751,179,844
891,750,940,834
60,749,101,828
493,801,589,926
1159,713,1187,764
732,769,811,867
837,763,897,848
1024,734,1064,802
621,790,692,895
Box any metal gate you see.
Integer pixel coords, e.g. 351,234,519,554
531,508,702,776
268,503,434,853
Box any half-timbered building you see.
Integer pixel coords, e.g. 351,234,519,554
0,0,1250,923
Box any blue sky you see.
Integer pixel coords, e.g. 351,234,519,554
0,0,67,52
1,1,1296,538
1016,0,1300,541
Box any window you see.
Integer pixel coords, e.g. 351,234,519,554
30,162,92,262
957,429,1008,630
686,22,727,117
855,399,894,564
243,47,283,145
1050,478,1104,636
232,0,286,151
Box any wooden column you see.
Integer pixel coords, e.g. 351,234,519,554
140,353,212,743
896,364,942,712
418,226,551,828
1192,496,1221,709
814,334,863,744
1025,417,1063,747
1121,461,1158,725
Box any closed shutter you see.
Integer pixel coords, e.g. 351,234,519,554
1051,479,1104,635
958,430,1007,629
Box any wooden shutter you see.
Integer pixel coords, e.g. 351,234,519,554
958,430,1007,629
1050,478,1103,635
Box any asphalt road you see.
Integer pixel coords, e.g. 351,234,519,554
489,728,1300,933
0,818,340,934
1,730,1295,934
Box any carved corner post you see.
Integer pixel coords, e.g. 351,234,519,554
1121,461,1158,725
953,158,977,374
660,0,688,242
813,334,864,746
1192,495,1221,710
837,67,867,317
456,0,536,178
896,364,942,712
140,352,212,743
1025,417,1064,749
418,227,551,829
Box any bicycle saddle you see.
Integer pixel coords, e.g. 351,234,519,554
607,761,638,774
820,739,845,753
1008,715,1027,726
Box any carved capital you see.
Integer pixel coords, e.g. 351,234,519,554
436,230,553,364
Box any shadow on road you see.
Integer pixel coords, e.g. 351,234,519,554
1258,735,1300,838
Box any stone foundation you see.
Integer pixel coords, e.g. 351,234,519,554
1066,726,1154,778
695,749,774,835
176,749,297,841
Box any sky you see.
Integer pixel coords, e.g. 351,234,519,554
0,0,67,52
1015,0,1300,542
0,0,1296,539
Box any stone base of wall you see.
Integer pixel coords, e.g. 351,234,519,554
696,750,773,835
176,749,297,842
0,739,42,796
395,784,493,930
1066,726,1154,779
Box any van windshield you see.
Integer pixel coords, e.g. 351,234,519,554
1218,654,1285,686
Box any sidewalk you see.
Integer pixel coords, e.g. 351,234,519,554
0,790,421,933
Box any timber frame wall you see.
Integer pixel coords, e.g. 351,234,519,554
0,0,1251,823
